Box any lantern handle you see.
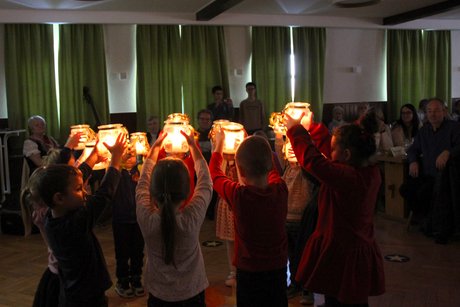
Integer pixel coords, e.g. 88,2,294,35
83,86,102,128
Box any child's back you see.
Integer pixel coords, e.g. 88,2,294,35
210,135,288,306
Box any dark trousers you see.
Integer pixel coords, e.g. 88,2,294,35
112,222,145,281
325,296,369,307
148,291,205,307
236,267,288,307
33,268,60,307
286,221,301,288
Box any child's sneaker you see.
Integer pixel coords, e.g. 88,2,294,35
300,290,314,305
224,271,236,287
131,276,145,297
115,279,135,298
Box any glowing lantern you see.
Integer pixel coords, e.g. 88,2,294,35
77,141,106,170
269,112,286,135
283,102,311,127
162,113,193,154
208,119,230,144
221,122,245,155
70,124,96,150
283,138,297,162
95,123,126,169
130,132,150,156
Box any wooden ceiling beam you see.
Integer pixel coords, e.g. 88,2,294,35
196,0,243,21
383,0,460,25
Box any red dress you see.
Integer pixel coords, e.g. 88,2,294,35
287,125,385,304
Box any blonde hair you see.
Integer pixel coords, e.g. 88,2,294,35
235,136,272,179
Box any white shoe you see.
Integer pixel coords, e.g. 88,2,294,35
225,271,236,287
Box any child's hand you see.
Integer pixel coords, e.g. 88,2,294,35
285,112,313,131
180,130,197,147
106,133,128,169
147,132,167,161
213,126,225,154
65,132,83,150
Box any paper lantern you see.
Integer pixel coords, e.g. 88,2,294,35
70,124,96,150
208,119,230,144
269,112,286,135
162,113,193,154
221,122,245,155
77,141,107,170
130,132,150,156
283,102,311,127
95,123,126,169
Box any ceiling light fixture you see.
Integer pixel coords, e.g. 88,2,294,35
333,0,381,8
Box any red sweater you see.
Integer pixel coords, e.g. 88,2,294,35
287,125,385,304
209,152,288,272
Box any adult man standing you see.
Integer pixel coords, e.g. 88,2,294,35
407,98,460,244
239,82,266,135
207,85,233,121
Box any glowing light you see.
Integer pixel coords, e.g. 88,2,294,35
70,124,96,150
221,122,245,155
162,113,193,154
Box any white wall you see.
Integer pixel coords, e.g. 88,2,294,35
324,28,387,104
451,31,460,99
0,25,7,118
104,24,137,114
224,26,252,106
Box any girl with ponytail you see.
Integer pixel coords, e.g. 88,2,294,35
136,131,212,306
285,111,385,307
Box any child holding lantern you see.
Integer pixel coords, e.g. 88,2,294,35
285,110,385,306
210,128,288,306
273,105,331,302
30,133,126,306
211,122,245,287
136,131,213,305
111,146,145,298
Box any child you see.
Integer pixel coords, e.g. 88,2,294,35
23,131,94,307
285,112,385,306
135,131,213,305
32,133,126,306
274,120,331,303
112,149,145,298
209,132,289,306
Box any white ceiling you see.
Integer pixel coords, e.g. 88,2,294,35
1,0,460,29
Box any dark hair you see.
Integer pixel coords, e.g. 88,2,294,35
150,158,190,266
246,82,256,89
418,99,429,111
336,111,379,166
395,104,420,139
212,85,223,94
29,165,81,208
197,109,213,121
236,136,272,178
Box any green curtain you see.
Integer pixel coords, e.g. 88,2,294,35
136,25,182,130
292,27,326,121
423,30,451,109
251,26,291,114
181,26,229,125
58,24,109,139
4,24,59,137
387,30,451,121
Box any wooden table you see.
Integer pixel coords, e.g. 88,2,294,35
376,154,408,219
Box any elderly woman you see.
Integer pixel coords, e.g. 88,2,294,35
23,115,59,173
327,105,347,133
